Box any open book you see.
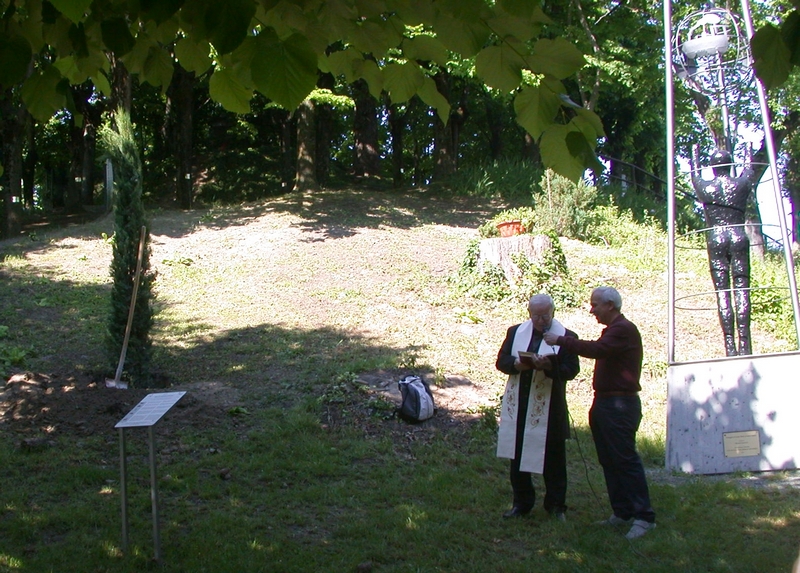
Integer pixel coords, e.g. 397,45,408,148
517,351,535,365
518,346,556,365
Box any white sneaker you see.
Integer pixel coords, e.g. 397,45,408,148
625,519,656,540
596,514,632,526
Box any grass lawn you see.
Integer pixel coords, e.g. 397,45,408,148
0,188,798,572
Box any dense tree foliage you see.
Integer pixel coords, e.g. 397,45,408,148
1,0,798,242
0,1,605,198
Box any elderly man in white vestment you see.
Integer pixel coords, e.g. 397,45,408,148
495,294,580,520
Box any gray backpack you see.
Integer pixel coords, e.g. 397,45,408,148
397,375,435,422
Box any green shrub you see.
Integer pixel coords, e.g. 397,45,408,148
447,158,543,202
750,255,799,348
532,170,599,239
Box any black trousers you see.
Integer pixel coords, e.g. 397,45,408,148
509,377,568,513
509,432,567,513
589,395,655,523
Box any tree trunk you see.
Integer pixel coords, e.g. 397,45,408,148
109,55,132,114
316,72,336,186
484,89,504,160
352,79,380,178
22,116,37,209
478,234,554,285
433,72,455,181
279,110,294,191
1,90,26,237
168,62,195,209
294,99,317,192
522,132,540,163
387,99,405,187
66,115,84,212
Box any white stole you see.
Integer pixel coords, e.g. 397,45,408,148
496,318,565,473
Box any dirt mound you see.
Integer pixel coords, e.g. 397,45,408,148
0,372,243,443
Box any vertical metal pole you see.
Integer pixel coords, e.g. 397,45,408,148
119,427,129,552
740,0,800,349
664,0,677,364
148,426,161,561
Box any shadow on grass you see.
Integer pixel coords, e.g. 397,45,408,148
0,260,472,431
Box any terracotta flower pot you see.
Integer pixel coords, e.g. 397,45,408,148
497,220,524,237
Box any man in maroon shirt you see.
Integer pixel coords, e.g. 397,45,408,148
543,286,656,540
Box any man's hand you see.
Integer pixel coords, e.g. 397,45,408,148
514,358,533,371
531,355,551,370
543,331,560,346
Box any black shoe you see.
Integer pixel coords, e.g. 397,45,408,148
502,506,531,518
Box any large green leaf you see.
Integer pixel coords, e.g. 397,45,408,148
389,0,436,26
354,58,384,99
141,0,185,24
0,33,32,89
209,67,253,114
101,17,136,56
437,0,491,22
325,48,361,83
355,0,388,19
402,35,449,67
49,0,91,23
175,37,212,75
565,128,603,177
181,0,255,54
141,46,174,91
21,66,67,122
782,11,800,66
434,12,490,58
539,123,586,182
383,61,424,103
781,10,800,66
68,22,89,58
498,0,534,18
121,36,157,76
91,70,111,96
475,44,525,93
53,56,84,84
487,14,536,42
349,18,403,56
752,24,792,90
417,76,451,124
513,83,561,140
572,107,605,139
18,10,46,52
251,31,318,110
527,37,585,79
207,0,255,54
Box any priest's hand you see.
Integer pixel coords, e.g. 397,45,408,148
531,355,551,370
514,359,533,371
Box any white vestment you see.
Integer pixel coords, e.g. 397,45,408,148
496,318,565,474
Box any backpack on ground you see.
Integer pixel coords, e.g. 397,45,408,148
397,375,435,422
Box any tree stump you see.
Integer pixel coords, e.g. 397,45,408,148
478,234,553,284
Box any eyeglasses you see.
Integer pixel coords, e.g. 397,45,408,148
530,314,552,321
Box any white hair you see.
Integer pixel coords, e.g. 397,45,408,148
528,293,555,311
592,286,622,310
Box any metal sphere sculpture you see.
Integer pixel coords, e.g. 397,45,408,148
672,8,752,100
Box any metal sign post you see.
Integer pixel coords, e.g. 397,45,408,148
115,391,186,561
